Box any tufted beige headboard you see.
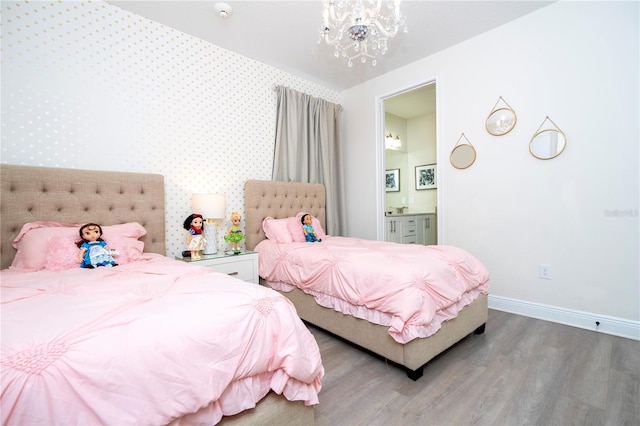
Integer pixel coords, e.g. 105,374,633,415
244,180,326,251
0,165,166,269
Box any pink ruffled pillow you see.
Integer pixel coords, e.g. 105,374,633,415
11,222,147,271
262,217,294,243
44,234,145,271
289,212,327,242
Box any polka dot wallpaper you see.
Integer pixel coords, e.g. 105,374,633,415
1,0,340,257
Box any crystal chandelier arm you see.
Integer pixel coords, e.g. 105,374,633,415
366,0,383,19
370,19,400,38
370,0,403,37
327,2,342,23
322,1,354,45
323,0,355,27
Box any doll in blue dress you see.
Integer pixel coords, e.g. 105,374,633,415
76,223,118,268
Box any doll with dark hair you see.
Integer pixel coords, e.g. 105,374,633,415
183,213,205,260
301,214,322,243
76,223,118,268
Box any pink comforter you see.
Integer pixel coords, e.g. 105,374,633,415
0,254,323,425
256,237,490,344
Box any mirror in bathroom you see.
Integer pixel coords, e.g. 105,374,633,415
529,116,567,160
485,96,517,136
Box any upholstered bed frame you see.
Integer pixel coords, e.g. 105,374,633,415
245,179,488,380
0,165,166,269
0,165,313,425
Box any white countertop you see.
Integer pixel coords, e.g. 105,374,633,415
385,212,436,217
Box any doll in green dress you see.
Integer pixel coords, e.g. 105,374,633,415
224,211,245,254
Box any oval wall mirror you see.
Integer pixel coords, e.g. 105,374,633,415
485,96,517,136
529,129,566,160
486,108,517,136
450,133,476,169
529,116,567,160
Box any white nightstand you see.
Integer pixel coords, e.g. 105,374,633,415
177,251,259,284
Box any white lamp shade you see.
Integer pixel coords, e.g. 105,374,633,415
191,193,226,219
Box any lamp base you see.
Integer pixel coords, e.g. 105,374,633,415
202,221,218,255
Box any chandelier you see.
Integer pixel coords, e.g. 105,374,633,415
319,0,408,67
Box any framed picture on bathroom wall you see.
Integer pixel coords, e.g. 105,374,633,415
385,169,400,192
416,164,437,190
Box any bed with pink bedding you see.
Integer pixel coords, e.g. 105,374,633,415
257,237,489,345
1,255,322,425
245,180,490,380
0,165,323,425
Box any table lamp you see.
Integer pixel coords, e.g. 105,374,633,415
191,193,226,255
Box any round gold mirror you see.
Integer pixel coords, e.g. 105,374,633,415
486,107,517,136
450,144,477,169
529,129,566,160
450,133,476,169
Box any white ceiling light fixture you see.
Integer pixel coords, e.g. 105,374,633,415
319,0,408,67
214,2,232,19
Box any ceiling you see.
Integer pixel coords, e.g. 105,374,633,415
106,1,554,92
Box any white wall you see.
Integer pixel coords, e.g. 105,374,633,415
342,1,639,336
0,0,339,258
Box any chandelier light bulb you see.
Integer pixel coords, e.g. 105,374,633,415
318,0,408,67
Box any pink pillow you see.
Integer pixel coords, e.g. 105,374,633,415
290,212,327,242
44,234,145,271
11,222,146,271
262,217,294,243
287,218,305,242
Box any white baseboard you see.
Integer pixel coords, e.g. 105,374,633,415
488,294,640,341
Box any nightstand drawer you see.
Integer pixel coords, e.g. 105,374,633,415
212,258,255,282
176,251,259,284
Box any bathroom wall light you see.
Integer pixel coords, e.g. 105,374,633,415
385,132,401,149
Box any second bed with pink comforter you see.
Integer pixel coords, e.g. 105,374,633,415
256,236,489,344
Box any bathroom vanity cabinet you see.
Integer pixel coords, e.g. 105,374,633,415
385,213,436,245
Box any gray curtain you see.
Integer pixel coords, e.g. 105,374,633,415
272,85,346,236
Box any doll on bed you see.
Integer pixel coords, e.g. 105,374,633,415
183,213,206,260
301,214,322,242
224,211,245,254
76,223,119,268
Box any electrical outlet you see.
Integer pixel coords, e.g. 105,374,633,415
539,264,551,279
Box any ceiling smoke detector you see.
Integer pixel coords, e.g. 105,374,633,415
214,2,232,19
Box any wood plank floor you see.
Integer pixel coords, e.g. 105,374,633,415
311,309,639,426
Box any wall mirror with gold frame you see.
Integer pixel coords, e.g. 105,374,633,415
529,116,567,160
485,96,517,136
450,133,477,169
